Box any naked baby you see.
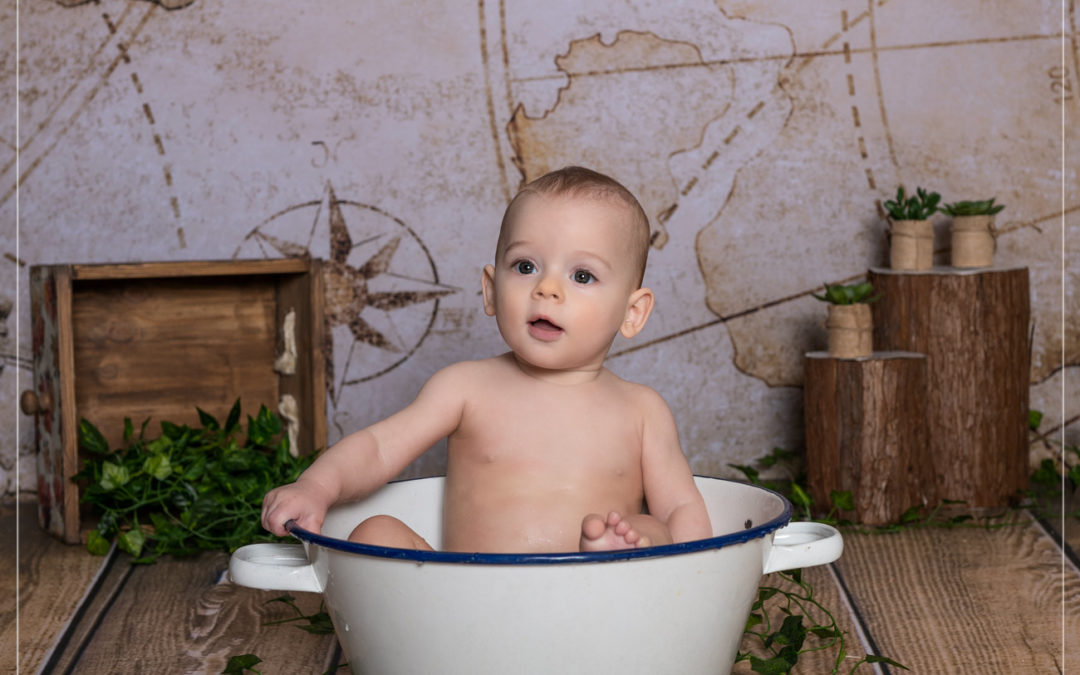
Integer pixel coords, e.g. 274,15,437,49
261,166,711,552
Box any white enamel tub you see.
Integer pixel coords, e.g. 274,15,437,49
230,476,842,674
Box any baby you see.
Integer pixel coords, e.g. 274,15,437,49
261,166,711,552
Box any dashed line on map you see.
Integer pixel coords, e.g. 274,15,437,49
105,9,185,245
842,7,879,195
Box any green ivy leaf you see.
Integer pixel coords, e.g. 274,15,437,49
222,654,262,674
729,463,760,484
197,407,221,430
143,454,173,481
79,419,111,455
161,420,184,440
118,528,146,557
100,462,130,491
1028,409,1044,431
864,654,910,670
224,399,242,433
295,611,335,634
86,529,112,556
749,654,793,675
790,483,812,511
183,453,208,481
899,506,922,523
1032,458,1060,487
830,490,855,511
146,436,172,454
774,615,807,651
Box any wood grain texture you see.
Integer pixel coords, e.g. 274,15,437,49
869,267,1029,506
275,261,327,455
42,545,133,674
68,551,339,673
833,512,1080,673
57,265,82,543
71,275,280,449
1035,486,1080,563
71,258,311,280
805,352,933,525
733,565,871,674
1,500,111,673
308,258,328,454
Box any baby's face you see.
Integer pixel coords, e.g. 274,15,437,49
484,193,643,373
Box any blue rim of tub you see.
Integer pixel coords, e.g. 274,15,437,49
286,476,793,565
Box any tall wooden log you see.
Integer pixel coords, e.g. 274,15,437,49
868,267,1030,507
805,351,932,525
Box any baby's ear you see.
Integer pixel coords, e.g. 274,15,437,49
620,287,655,339
481,264,497,316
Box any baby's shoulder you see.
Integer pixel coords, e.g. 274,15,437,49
427,355,510,389
602,370,671,411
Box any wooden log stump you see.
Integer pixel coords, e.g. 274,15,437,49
868,266,1029,507
805,351,932,525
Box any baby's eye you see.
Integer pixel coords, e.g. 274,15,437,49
514,260,537,275
572,270,595,284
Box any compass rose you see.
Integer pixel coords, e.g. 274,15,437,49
234,183,456,403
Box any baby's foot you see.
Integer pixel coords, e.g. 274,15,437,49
579,511,652,552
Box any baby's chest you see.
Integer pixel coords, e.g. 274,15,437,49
454,401,642,472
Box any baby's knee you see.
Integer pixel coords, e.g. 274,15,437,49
348,515,402,544
348,514,430,550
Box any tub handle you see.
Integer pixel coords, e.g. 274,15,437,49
762,521,843,574
228,543,324,593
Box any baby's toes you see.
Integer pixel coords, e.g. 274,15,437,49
582,513,607,540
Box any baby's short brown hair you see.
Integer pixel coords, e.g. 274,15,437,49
498,166,652,287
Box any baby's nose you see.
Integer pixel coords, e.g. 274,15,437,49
533,274,562,300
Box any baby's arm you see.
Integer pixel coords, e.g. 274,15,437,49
638,388,712,543
261,363,469,536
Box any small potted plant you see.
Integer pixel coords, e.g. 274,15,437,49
940,197,1004,268
813,281,881,359
883,186,940,270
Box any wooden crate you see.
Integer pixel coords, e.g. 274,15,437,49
23,259,327,543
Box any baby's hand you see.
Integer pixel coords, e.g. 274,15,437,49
261,479,334,536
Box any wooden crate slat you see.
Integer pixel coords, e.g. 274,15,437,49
71,258,311,280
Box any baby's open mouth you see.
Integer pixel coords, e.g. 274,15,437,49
529,318,561,331
528,317,563,341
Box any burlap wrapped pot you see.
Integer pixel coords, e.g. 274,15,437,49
889,219,934,270
827,303,873,359
950,214,995,268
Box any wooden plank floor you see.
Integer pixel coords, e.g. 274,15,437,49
6,496,1079,674
4,502,339,674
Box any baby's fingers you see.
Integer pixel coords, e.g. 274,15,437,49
261,491,325,536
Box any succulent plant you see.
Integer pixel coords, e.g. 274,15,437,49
940,197,1005,217
812,281,881,305
883,186,940,221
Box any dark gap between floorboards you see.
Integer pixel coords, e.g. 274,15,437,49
47,549,137,675
829,561,891,675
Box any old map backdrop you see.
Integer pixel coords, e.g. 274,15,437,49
2,0,1076,495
